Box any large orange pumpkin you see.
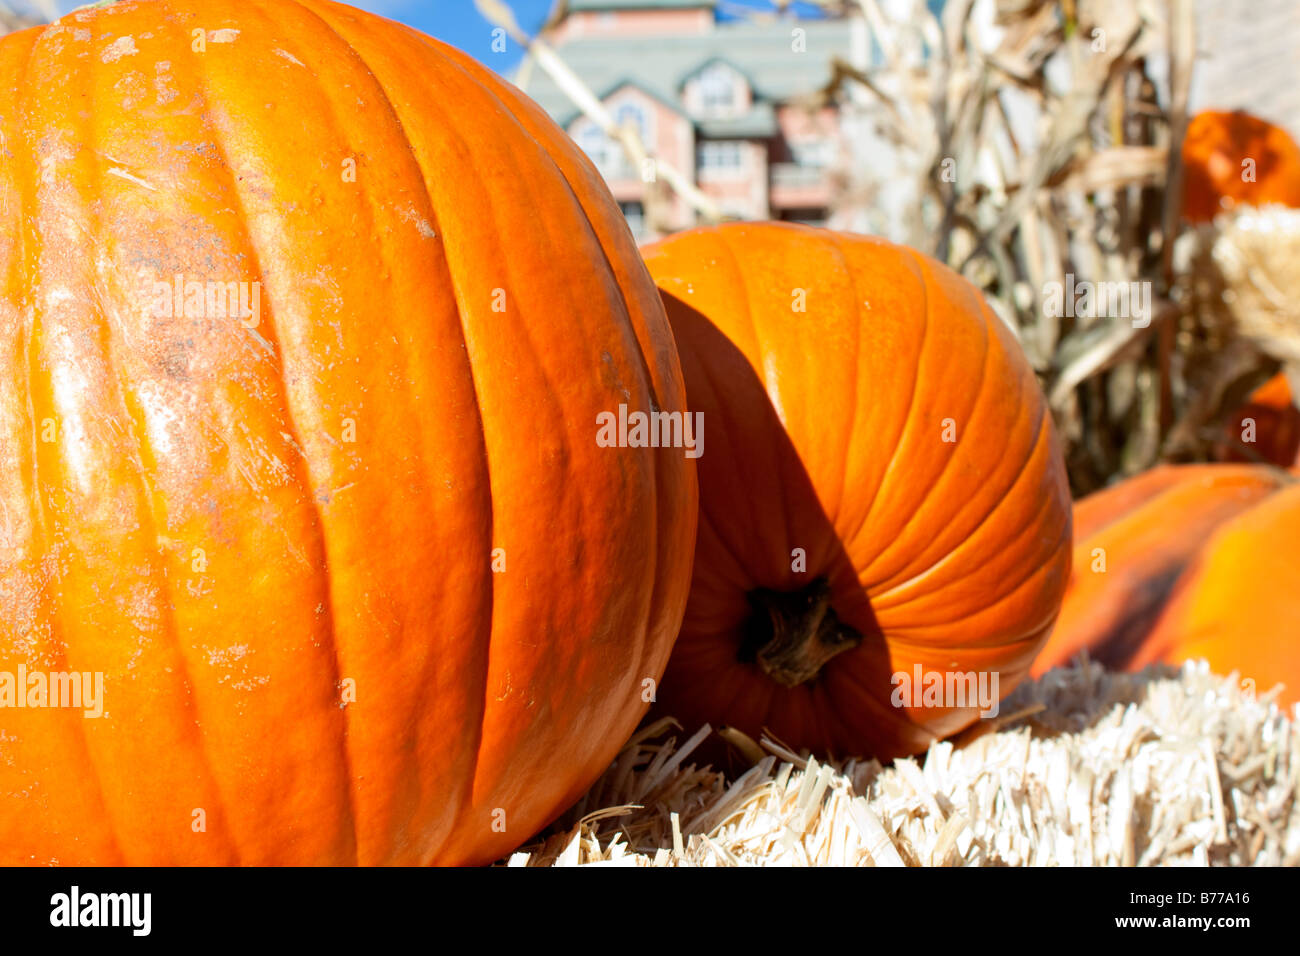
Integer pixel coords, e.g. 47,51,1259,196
1181,110,1300,223
642,223,1072,759
0,0,696,864
1033,465,1300,705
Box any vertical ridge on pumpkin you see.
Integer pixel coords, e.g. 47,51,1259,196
295,0,568,857
49,0,357,864
0,19,129,865
284,0,538,858
843,242,930,567
824,233,866,518
172,0,361,864
87,64,246,863
238,0,499,863
291,0,504,860
431,37,665,732
232,0,465,866
863,251,996,592
22,16,167,866
295,0,687,863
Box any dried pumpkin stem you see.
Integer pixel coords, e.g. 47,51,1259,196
739,578,863,688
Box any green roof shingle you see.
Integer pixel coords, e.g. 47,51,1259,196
519,17,858,128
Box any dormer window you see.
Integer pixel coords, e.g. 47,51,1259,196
687,61,748,118
577,123,617,174
613,102,649,142
698,63,736,113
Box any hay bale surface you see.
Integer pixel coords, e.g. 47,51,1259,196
509,660,1299,866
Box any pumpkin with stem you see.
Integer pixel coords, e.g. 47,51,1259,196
0,0,696,865
643,223,1072,759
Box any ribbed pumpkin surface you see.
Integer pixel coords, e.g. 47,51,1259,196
0,0,696,865
643,223,1072,759
1033,465,1285,677
1132,482,1300,703
1040,464,1300,707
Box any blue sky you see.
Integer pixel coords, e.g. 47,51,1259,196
344,0,555,69
325,1,826,71
37,1,826,73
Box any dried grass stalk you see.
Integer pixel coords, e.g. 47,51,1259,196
510,660,1299,866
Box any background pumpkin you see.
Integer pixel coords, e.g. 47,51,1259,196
1181,109,1300,223
1130,482,1300,701
1033,464,1300,705
0,0,696,865
1215,372,1300,469
1033,464,1284,675
643,223,1072,759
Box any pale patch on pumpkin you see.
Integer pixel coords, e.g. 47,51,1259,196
101,36,138,64
154,60,178,106
134,380,181,457
113,72,147,110
202,643,271,692
106,167,156,191
207,29,240,44
400,206,437,240
204,643,249,667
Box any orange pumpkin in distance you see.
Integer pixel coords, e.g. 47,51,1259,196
1181,110,1300,223
1132,482,1300,704
1216,372,1300,469
642,223,1072,759
0,0,697,865
1033,465,1286,676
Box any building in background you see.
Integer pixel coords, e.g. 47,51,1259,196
516,0,863,240
1189,0,1300,139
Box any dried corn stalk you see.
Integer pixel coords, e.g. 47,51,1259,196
739,0,1293,490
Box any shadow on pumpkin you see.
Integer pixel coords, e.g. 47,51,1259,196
640,290,992,773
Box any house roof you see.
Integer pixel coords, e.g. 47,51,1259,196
675,55,757,93
520,16,858,129
697,101,778,138
577,78,690,125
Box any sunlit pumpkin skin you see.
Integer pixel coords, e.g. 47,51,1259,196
1181,110,1300,223
1132,483,1300,706
1215,373,1300,469
0,0,697,865
642,223,1072,759
1032,465,1287,677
